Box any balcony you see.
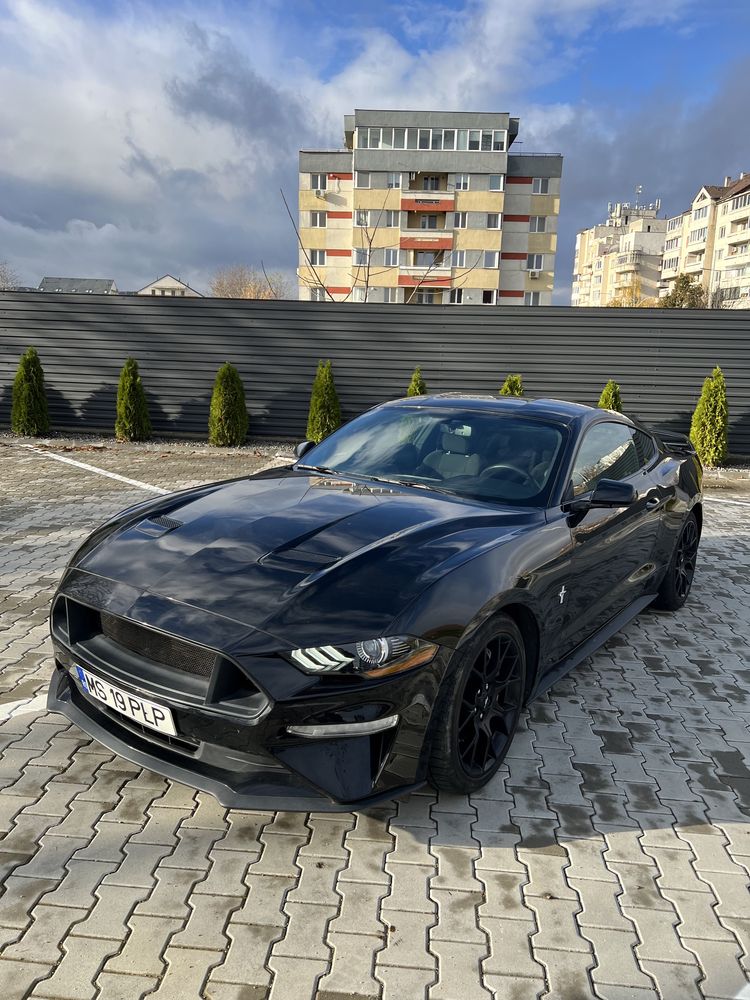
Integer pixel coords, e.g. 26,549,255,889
400,231,453,250
401,192,455,213
614,252,645,270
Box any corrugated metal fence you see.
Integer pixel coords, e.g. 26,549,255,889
1,293,749,451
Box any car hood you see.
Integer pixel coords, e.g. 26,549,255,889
70,469,540,647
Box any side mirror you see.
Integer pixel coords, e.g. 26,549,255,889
295,440,316,460
567,479,636,513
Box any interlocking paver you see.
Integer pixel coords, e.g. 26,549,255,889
1,441,750,999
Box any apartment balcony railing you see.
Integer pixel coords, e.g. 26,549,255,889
614,252,645,269
400,264,452,278
401,193,455,213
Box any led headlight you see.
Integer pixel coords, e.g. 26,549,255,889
288,635,437,677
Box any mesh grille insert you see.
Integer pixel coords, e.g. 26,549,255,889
148,515,183,531
100,611,216,678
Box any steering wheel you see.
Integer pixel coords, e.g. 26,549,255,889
479,463,537,490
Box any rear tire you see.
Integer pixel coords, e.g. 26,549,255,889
652,511,700,612
429,613,526,793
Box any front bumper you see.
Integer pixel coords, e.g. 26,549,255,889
48,615,450,811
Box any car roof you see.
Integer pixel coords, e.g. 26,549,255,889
385,392,618,426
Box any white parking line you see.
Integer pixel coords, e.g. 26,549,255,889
19,444,169,494
705,496,750,508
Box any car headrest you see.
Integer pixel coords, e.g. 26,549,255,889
441,431,471,455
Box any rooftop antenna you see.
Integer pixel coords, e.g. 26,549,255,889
635,184,643,207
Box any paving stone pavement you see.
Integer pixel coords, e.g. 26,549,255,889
1,439,749,1000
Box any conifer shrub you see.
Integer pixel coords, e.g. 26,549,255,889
115,358,152,442
500,374,523,397
208,362,249,446
306,360,341,443
690,366,728,467
11,347,49,436
598,380,623,412
406,366,427,397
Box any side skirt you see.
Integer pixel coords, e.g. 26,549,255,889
530,593,657,702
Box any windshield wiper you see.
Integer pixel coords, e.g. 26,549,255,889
296,464,340,475
365,475,455,495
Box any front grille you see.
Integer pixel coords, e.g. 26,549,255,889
100,611,216,678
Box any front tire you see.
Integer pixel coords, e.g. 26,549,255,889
652,511,700,611
429,613,526,793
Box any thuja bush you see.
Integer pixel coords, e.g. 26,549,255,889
307,360,341,443
598,380,623,412
115,358,152,442
406,366,427,397
690,366,728,467
208,362,249,446
500,373,523,396
11,347,49,436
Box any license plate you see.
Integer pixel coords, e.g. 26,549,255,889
74,666,177,736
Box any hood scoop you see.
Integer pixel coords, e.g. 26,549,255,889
135,515,184,537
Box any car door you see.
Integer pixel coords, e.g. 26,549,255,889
562,421,666,651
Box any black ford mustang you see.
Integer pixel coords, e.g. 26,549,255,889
48,395,702,810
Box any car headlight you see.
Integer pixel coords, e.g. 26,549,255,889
288,635,437,677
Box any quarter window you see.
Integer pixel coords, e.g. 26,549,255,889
634,430,656,467
570,423,640,497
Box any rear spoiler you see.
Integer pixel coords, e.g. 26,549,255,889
654,429,697,457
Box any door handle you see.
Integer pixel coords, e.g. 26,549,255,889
645,495,663,510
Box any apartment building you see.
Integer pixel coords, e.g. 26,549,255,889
571,202,666,306
712,173,750,307
660,173,750,305
298,110,562,305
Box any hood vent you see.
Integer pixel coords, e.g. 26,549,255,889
135,514,184,536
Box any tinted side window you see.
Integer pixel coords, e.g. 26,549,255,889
634,430,656,467
571,423,639,496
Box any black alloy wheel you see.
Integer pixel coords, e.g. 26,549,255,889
674,516,699,600
653,511,700,611
429,613,526,793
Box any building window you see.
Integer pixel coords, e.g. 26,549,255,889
482,289,498,304
524,292,541,305
449,288,463,304
355,171,370,188
423,175,441,191
352,287,366,302
693,205,708,220
454,211,467,228
415,290,438,304
415,251,437,267
151,289,156,295
310,211,326,228
667,216,683,231
665,237,680,250
455,173,470,190
688,227,708,244
311,173,327,191
418,129,431,149
387,172,402,188
382,210,399,227
383,288,398,303
310,250,326,266
421,214,438,230
353,247,369,266
527,254,543,270
532,177,550,194
487,213,501,229
489,174,504,191
443,129,455,150
484,251,499,268
384,248,400,267
719,226,726,238
311,288,326,301
452,250,466,268
663,256,679,270
530,216,547,232
355,210,369,227
493,130,506,151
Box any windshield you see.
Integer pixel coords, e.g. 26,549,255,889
298,405,566,507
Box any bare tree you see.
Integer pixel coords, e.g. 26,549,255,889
0,260,20,290
209,264,293,300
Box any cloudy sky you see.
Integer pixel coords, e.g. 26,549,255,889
1,0,749,302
